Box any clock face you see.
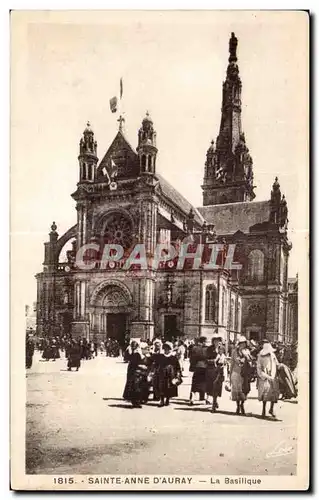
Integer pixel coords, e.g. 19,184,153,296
103,213,133,249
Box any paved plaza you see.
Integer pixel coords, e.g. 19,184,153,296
26,352,298,476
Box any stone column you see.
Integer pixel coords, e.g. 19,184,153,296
71,280,89,338
130,275,155,341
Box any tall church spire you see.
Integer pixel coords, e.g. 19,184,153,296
202,33,255,206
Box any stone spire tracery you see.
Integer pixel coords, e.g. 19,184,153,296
202,33,255,206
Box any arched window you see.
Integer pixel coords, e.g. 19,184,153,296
43,283,48,320
230,297,236,330
205,284,217,322
221,287,226,325
82,162,86,180
248,249,264,281
237,298,242,333
141,155,146,171
88,163,92,180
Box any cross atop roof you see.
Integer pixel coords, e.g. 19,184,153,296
117,115,125,132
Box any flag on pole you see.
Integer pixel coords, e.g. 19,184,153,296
109,96,118,113
120,77,123,99
102,166,111,184
110,79,122,113
109,159,118,179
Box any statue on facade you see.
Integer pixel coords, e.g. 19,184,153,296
279,195,288,228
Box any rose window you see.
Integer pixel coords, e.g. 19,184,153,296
103,213,133,249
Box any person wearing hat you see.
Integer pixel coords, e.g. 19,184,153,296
156,341,182,407
147,339,163,401
230,335,253,415
256,340,280,418
123,340,149,408
189,336,208,405
206,334,226,412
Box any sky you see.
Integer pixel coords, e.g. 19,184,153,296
11,10,309,306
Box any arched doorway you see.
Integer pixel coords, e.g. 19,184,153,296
90,281,132,347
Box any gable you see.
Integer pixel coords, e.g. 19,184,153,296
97,130,139,181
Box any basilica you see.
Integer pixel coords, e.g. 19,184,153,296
36,33,298,346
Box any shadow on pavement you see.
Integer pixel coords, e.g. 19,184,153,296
108,403,135,409
171,400,192,406
174,406,211,413
174,407,283,422
104,398,166,408
103,397,123,401
253,414,283,422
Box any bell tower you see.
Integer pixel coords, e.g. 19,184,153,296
78,121,98,183
137,111,158,175
202,33,255,205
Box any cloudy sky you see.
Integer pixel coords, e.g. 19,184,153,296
11,10,308,305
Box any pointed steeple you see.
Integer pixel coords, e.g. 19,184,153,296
202,33,255,206
217,32,241,154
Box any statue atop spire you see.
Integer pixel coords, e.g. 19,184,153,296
49,221,58,243
228,32,238,63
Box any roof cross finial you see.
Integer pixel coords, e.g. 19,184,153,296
117,114,125,132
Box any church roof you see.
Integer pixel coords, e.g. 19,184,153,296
197,200,270,235
156,173,204,224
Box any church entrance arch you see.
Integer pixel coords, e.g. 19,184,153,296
90,280,132,347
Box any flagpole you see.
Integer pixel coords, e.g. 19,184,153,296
119,77,124,131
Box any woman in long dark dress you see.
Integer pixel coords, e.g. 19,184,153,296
26,336,35,369
206,334,226,412
189,336,208,405
42,338,52,361
148,339,163,401
123,341,149,408
230,336,253,415
157,342,182,407
67,340,81,371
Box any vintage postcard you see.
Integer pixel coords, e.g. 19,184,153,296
10,10,309,491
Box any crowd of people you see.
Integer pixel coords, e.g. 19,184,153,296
25,335,130,372
26,331,298,419
122,334,298,418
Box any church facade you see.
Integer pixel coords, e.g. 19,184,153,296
35,33,296,346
